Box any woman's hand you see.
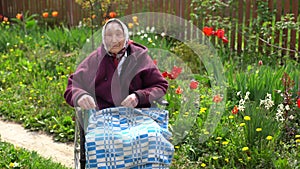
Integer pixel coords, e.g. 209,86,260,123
77,94,96,110
121,94,138,108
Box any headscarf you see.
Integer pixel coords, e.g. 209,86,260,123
102,18,129,59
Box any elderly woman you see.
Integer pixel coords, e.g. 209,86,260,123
64,18,168,111
64,18,174,168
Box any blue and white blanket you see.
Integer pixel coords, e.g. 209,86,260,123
85,107,174,169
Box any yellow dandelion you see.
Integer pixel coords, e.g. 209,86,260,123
170,85,175,88
200,95,205,99
50,50,55,54
256,128,262,132
216,137,222,140
239,123,245,127
266,135,273,140
200,107,207,113
229,115,234,119
225,158,229,163
212,156,218,160
10,49,14,52
222,141,229,145
128,23,134,29
247,157,251,160
174,145,180,149
201,163,206,167
9,162,14,167
204,131,210,135
132,16,138,23
295,135,300,138
242,147,249,151
244,116,251,121
295,139,300,143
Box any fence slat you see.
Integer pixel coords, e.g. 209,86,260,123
290,0,298,58
237,0,244,53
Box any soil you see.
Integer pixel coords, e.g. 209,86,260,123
0,118,74,168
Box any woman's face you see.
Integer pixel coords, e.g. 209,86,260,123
104,22,125,54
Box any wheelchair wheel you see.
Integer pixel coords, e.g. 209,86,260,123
74,109,87,169
74,116,81,169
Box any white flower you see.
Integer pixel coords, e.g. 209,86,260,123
238,105,245,112
285,105,290,111
150,26,155,33
147,37,152,43
260,93,274,110
146,26,150,32
129,31,133,36
237,91,241,96
86,39,90,43
161,32,166,37
137,32,141,36
155,36,158,40
245,91,250,100
288,115,294,120
6,43,10,46
141,30,145,34
143,34,148,38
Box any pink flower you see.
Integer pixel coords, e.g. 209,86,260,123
258,60,263,66
213,95,223,103
297,98,300,109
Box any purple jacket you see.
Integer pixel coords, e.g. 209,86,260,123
64,42,168,110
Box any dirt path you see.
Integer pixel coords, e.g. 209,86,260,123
0,119,74,168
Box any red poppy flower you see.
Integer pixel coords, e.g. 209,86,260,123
222,36,228,43
189,80,199,90
213,95,223,103
216,29,225,39
109,12,117,18
175,86,183,94
169,66,182,79
0,14,3,20
203,27,214,36
258,60,263,66
297,98,300,108
162,71,169,78
232,105,239,114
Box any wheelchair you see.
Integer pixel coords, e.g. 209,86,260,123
74,99,169,169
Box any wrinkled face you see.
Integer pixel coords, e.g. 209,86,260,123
104,22,125,54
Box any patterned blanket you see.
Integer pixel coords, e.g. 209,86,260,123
85,107,174,169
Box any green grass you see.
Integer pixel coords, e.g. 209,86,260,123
0,139,71,169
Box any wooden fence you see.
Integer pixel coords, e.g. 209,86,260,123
1,0,299,58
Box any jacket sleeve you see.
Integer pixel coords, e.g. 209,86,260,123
133,55,168,107
64,50,99,107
